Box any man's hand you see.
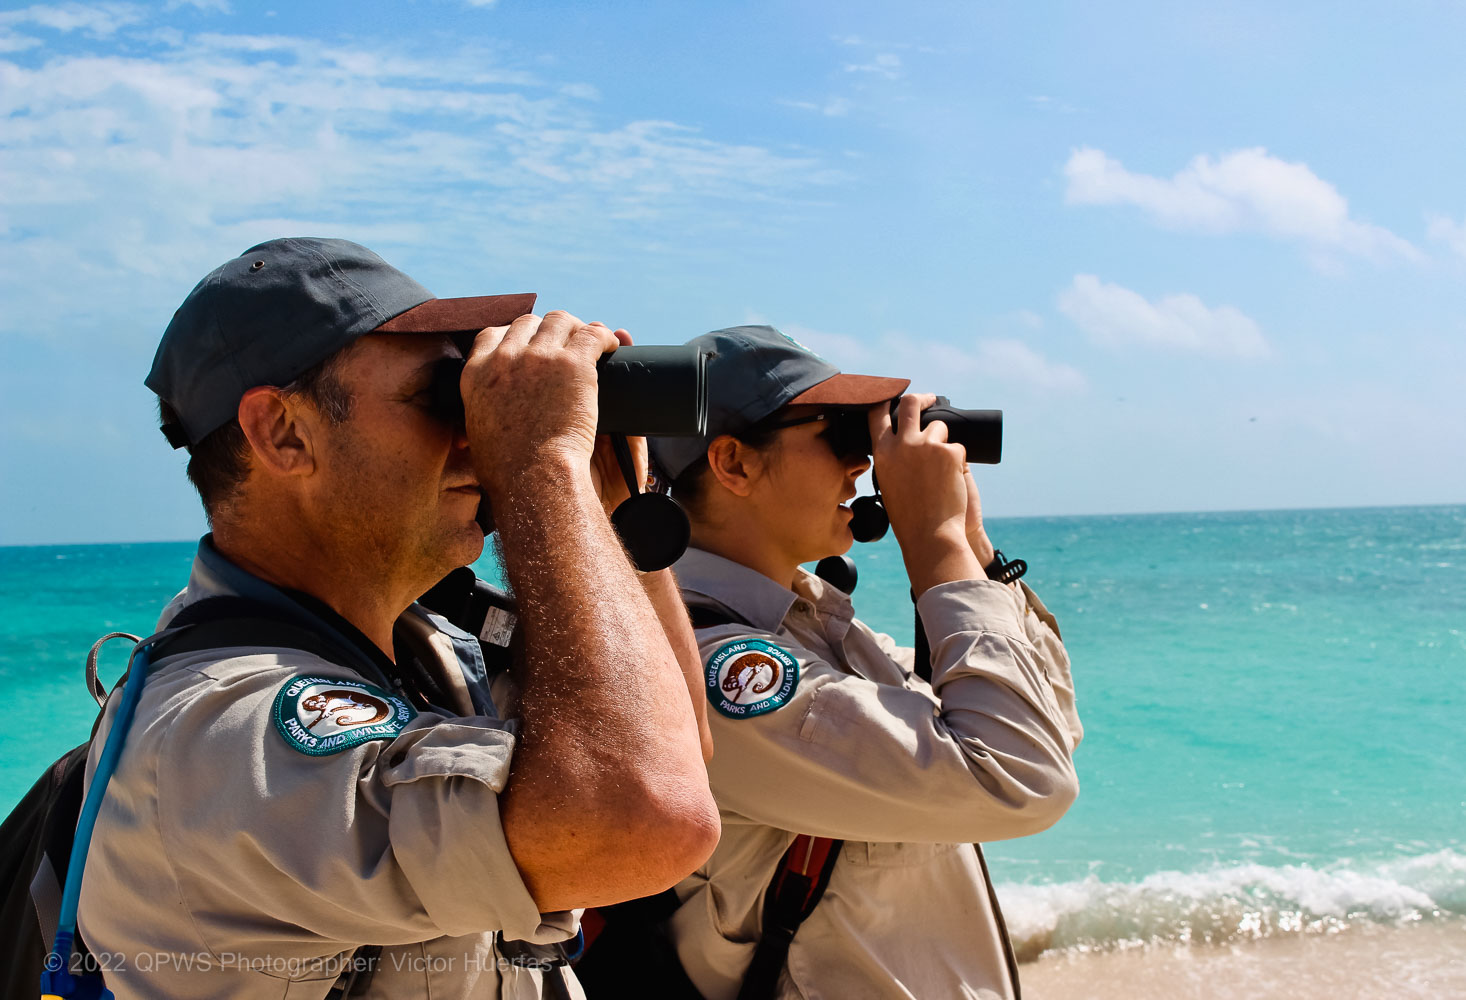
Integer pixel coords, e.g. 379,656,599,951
583,328,647,519
460,311,626,498
869,394,983,596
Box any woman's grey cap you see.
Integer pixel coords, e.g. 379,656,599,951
647,325,909,480
146,237,536,448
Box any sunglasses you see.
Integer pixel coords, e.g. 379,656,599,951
753,408,873,460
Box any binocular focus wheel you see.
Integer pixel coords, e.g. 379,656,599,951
611,493,692,572
814,555,859,595
848,496,890,544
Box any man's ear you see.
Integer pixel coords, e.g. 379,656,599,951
706,435,761,498
237,387,317,477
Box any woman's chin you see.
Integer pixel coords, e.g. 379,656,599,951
829,523,855,555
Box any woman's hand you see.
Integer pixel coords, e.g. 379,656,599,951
868,394,983,595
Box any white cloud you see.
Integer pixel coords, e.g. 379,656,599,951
1057,274,1269,359
0,21,838,342
773,322,1085,394
1427,213,1466,258
1064,147,1420,262
779,96,852,117
0,3,147,37
1028,95,1078,114
843,53,901,80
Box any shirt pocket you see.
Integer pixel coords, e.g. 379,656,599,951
842,840,964,868
377,720,518,791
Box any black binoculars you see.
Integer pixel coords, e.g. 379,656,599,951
806,398,1002,466
428,344,1003,568
427,345,710,438
428,345,708,572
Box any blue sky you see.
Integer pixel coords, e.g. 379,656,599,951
2,0,1463,544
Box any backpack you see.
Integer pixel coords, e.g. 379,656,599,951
1,597,375,1000
573,604,844,1000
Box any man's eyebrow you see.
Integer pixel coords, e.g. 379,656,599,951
401,358,444,389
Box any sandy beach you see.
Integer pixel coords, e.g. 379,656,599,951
1019,921,1466,999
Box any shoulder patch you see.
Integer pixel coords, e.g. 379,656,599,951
705,639,799,720
271,675,417,756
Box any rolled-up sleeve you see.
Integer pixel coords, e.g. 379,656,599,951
703,578,1079,845
154,652,569,961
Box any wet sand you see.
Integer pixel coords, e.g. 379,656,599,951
1020,921,1466,1000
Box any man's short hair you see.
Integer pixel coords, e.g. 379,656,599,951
163,347,356,523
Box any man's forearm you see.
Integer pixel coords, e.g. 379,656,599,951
491,462,717,908
640,567,713,761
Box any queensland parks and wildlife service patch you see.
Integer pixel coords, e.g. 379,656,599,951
706,639,799,720
272,675,417,756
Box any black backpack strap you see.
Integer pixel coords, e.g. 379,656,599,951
688,604,746,630
157,596,353,661
737,835,843,1000
152,596,394,693
975,844,1022,999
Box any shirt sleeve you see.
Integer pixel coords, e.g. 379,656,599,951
1017,580,1082,750
701,578,1079,845
152,650,571,955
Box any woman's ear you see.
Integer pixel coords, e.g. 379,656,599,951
706,435,762,498
236,387,318,478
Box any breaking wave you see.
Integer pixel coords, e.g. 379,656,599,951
997,849,1466,961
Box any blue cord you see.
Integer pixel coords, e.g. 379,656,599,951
40,641,156,999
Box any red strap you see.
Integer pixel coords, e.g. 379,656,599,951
579,907,608,951
771,835,839,914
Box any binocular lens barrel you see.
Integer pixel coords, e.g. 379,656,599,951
843,398,1001,464
918,402,1002,465
428,345,710,438
597,346,709,437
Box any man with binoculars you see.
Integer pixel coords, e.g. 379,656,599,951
71,238,720,999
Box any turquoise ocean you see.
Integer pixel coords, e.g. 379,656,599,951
3,504,1463,961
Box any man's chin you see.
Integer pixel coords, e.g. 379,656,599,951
439,522,487,574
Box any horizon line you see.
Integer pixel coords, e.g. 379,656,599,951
2,499,1462,550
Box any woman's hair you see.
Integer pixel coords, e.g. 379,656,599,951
667,418,785,514
161,349,356,525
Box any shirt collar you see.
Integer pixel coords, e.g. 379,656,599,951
184,535,496,711
672,547,800,633
181,535,397,684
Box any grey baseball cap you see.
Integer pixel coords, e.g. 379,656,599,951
647,325,909,480
147,237,536,448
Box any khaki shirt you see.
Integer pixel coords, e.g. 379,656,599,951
78,539,581,1000
667,548,1082,1000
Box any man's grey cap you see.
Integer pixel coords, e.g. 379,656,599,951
648,325,909,481
147,237,536,448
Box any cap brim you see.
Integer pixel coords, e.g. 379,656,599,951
788,372,910,407
373,293,538,335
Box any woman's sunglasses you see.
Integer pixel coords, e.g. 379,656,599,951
753,408,873,460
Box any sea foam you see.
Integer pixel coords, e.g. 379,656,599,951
997,849,1466,959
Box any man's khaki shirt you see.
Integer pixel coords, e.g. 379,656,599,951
667,548,1083,1000
78,539,581,999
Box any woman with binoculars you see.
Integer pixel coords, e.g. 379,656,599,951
634,325,1084,1000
